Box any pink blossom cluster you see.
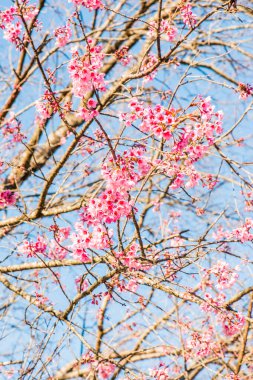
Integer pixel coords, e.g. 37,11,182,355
212,225,230,241
231,218,253,242
54,23,72,47
0,6,16,26
115,46,133,66
2,113,26,143
34,292,50,306
0,190,19,209
200,293,245,336
81,189,134,226
3,21,21,45
20,3,39,21
149,363,169,380
111,276,139,293
218,312,245,336
180,3,197,27
200,292,226,313
149,19,178,42
102,146,151,192
47,226,70,260
82,352,115,380
0,6,20,46
78,98,98,121
209,260,239,290
69,0,104,11
82,146,150,226
121,98,176,140
225,374,241,380
19,235,47,258
0,3,39,47
36,90,59,120
69,222,113,261
115,242,150,271
237,82,253,100
75,276,89,292
97,361,116,379
68,41,106,98
244,191,253,211
186,327,218,358
141,54,158,82
121,96,223,191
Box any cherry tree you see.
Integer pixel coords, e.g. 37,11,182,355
0,0,253,379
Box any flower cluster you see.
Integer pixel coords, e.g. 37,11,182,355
140,54,158,82
69,222,112,261
218,312,245,336
81,189,133,226
0,190,19,209
19,235,47,258
149,19,177,42
102,146,151,192
200,292,245,336
75,276,89,292
81,352,115,380
186,327,218,358
237,82,253,100
97,361,116,379
122,98,176,140
82,146,150,226
36,90,60,121
0,3,39,48
121,96,223,191
69,0,104,10
68,41,106,98
206,260,239,290
115,46,133,66
231,218,253,242
149,363,169,380
78,98,98,121
180,3,197,27
54,23,72,47
2,113,26,144
115,242,150,271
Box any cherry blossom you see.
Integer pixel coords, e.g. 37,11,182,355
149,19,178,42
54,23,72,47
0,190,19,209
180,3,197,27
68,42,106,98
237,82,253,99
69,0,104,10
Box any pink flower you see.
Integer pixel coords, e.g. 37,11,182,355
87,98,98,109
68,44,106,98
48,241,68,260
149,364,169,380
75,276,89,292
186,327,218,358
19,235,47,257
210,260,239,290
218,312,245,336
2,113,26,144
237,82,253,100
3,21,21,45
181,3,197,27
54,23,72,47
0,7,16,27
115,46,132,66
97,361,115,379
0,190,19,208
149,19,177,42
69,0,104,10
141,54,158,82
